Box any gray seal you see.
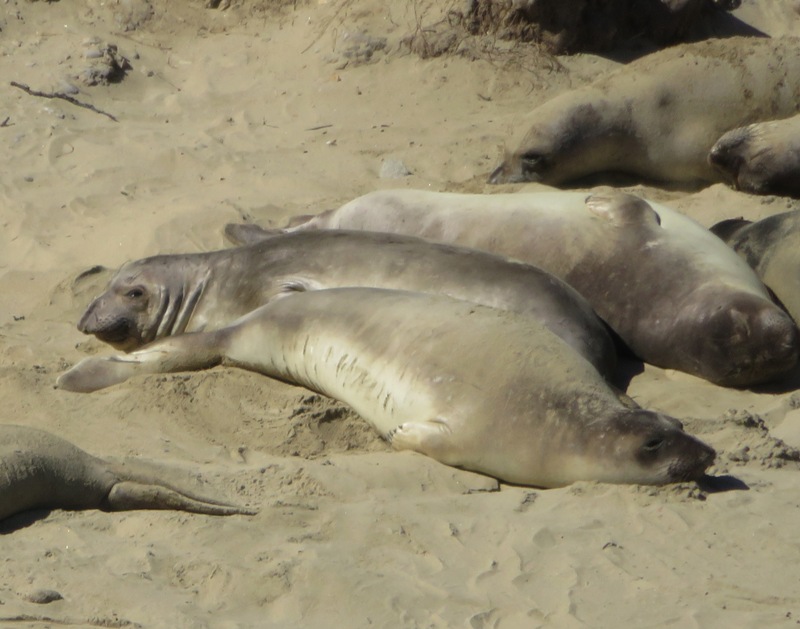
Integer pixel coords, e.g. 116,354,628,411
489,37,800,186
0,424,255,522
711,210,800,326
78,229,617,379
57,288,715,488
709,114,800,197
248,188,799,387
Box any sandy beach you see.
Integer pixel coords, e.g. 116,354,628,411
3,1,800,626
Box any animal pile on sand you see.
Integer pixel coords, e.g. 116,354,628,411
7,32,800,530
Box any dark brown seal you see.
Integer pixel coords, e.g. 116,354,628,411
78,230,617,379
711,210,800,327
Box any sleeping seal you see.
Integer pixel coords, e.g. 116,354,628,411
57,288,715,488
489,37,800,186
78,230,616,378
0,424,254,522
709,114,800,197
711,211,800,326
240,188,799,387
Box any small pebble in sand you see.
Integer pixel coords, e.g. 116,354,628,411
24,589,64,604
379,157,411,179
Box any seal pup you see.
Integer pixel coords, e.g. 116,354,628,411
244,188,799,387
57,288,715,488
709,114,800,197
78,230,617,379
0,424,255,522
711,211,800,326
489,37,800,186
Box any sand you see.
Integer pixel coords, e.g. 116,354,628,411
2,1,800,627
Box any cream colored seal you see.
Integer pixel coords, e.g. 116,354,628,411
58,288,715,488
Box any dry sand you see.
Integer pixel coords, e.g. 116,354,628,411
3,1,800,627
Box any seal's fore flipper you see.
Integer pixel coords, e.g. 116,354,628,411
56,355,150,393
585,193,661,227
56,332,226,393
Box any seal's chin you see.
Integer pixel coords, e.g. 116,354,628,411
90,320,139,351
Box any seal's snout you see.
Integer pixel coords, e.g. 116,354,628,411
749,305,799,376
488,161,511,184
700,296,799,386
77,298,100,334
708,130,748,188
669,437,716,483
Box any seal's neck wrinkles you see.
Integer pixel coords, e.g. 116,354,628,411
151,270,210,343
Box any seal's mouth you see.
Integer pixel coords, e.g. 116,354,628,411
89,319,136,347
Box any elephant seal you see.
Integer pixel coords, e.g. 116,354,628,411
57,288,715,488
78,230,617,379
247,188,799,387
709,114,800,197
489,37,800,186
0,424,255,522
711,211,800,326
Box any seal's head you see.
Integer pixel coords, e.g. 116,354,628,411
708,125,753,191
78,257,206,352
613,410,715,485
670,287,799,387
488,100,632,185
708,122,797,196
488,121,575,185
556,406,715,487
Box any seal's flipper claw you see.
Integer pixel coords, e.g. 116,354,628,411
106,481,257,516
389,419,456,462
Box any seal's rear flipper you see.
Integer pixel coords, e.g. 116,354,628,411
105,481,257,516
223,223,282,246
